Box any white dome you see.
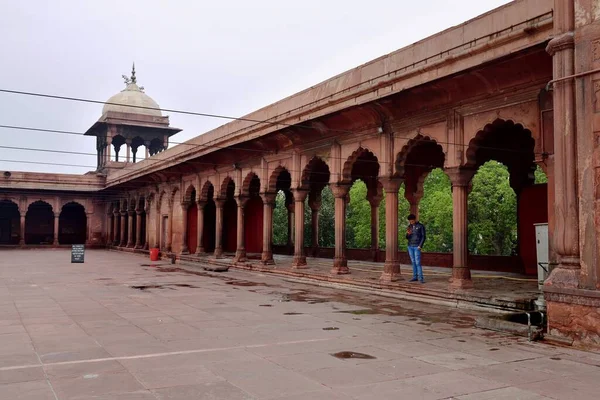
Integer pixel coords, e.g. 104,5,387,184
102,82,162,117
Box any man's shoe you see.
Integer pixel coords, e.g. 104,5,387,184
409,278,418,282
419,279,425,284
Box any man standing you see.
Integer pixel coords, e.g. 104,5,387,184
406,214,426,283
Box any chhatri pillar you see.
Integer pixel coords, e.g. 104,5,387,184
447,168,475,289
233,196,248,264
195,200,206,255
214,199,225,258
331,183,351,274
292,189,309,268
260,193,276,265
308,191,322,258
380,177,402,282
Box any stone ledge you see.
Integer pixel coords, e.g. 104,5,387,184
544,286,600,307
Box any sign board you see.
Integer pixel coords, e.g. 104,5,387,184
71,244,85,263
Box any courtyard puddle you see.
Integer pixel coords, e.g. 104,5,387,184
322,327,339,331
331,351,376,360
283,312,304,315
130,283,199,291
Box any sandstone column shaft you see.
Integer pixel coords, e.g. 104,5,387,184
261,194,275,265
292,190,308,268
196,201,205,255
135,211,143,248
331,185,350,274
53,213,60,246
234,197,247,263
113,212,119,245
19,214,25,245
127,212,134,248
181,202,189,254
448,168,474,289
380,178,401,282
214,200,224,258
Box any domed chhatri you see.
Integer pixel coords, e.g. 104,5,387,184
84,63,181,171
102,64,162,117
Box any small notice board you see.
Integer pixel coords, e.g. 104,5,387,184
71,244,85,263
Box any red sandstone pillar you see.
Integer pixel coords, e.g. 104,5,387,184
545,15,580,287
234,196,248,263
214,199,225,258
331,184,350,274
292,189,309,268
195,200,205,255
106,212,113,246
368,193,383,262
135,211,143,249
447,168,475,289
113,211,119,245
19,213,25,246
120,211,127,247
53,212,59,246
144,199,150,250
180,201,190,254
286,201,295,254
127,211,135,248
166,201,173,253
380,178,402,282
261,193,275,265
309,191,322,257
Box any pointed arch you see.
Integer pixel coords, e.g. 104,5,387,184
268,166,292,193
199,180,215,202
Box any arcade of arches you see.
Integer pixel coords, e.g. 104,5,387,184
2,0,600,347
0,199,88,246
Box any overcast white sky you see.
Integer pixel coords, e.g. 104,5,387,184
0,0,511,174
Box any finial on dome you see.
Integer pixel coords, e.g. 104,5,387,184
131,63,136,84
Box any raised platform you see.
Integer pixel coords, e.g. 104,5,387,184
174,253,541,314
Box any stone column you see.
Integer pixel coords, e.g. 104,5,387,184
234,197,248,263
144,198,151,250
120,211,127,247
545,21,580,288
166,202,173,253
125,139,132,163
331,184,350,274
180,201,190,254
127,211,135,248
261,193,276,265
106,213,113,245
286,196,295,254
292,189,309,268
214,199,225,258
309,191,322,257
380,178,402,282
195,200,206,255
113,211,119,245
135,211,143,249
368,192,383,262
105,137,112,164
19,213,25,246
447,168,475,289
53,213,60,246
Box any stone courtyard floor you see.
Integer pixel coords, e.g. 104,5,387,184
1,250,599,399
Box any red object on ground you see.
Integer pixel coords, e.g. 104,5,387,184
149,248,159,261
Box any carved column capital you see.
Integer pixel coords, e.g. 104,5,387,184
196,199,206,208
446,167,476,188
260,192,276,206
330,183,351,199
235,196,248,208
380,177,403,193
546,32,574,56
292,189,309,202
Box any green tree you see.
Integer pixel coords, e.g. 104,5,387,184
318,187,335,247
272,191,288,245
534,165,548,184
346,180,371,248
419,168,453,253
468,161,517,256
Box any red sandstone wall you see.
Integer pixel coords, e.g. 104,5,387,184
519,184,549,275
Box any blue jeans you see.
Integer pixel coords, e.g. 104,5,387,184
407,246,423,280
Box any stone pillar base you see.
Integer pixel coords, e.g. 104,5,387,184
449,277,474,290
544,261,580,289
545,289,600,348
127,243,134,248
181,250,190,255
331,258,349,274
380,261,401,282
234,250,247,263
195,249,205,257
143,243,149,250
134,245,142,250
214,248,223,259
292,256,307,269
261,251,274,265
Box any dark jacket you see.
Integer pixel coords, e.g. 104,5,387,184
406,222,426,248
